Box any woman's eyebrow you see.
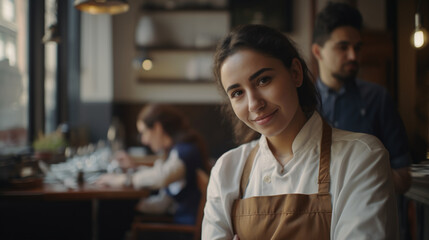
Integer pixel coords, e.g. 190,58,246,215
226,83,240,93
225,68,274,93
249,68,273,82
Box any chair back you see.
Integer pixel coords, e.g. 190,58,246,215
194,168,209,240
131,168,210,240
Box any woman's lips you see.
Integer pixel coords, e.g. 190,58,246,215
253,109,278,125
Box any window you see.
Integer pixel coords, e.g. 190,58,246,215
2,0,15,22
0,0,28,154
44,0,58,133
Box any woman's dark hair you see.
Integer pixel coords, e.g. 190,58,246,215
213,24,318,144
138,104,211,172
312,2,363,46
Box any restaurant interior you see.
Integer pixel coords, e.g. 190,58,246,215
0,0,428,239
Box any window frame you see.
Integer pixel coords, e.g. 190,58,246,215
28,0,80,145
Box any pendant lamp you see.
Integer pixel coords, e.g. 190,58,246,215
74,0,129,15
411,13,428,49
411,0,428,49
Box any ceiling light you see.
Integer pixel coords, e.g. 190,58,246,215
411,0,428,49
411,13,428,49
74,0,129,15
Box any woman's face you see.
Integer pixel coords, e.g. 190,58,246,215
220,49,304,138
137,121,164,153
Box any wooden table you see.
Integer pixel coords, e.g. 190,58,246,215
0,181,150,240
0,181,150,201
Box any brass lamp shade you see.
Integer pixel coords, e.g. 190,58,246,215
74,0,129,15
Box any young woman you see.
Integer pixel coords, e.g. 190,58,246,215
202,24,398,239
97,104,210,224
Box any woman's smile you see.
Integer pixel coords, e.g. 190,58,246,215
252,109,278,125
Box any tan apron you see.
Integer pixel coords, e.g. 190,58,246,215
231,121,332,240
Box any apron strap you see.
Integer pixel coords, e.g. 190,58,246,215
239,143,259,199
239,119,332,197
318,121,332,193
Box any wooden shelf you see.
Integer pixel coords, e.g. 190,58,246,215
135,5,228,88
141,8,228,13
137,78,215,84
136,46,216,52
140,5,228,13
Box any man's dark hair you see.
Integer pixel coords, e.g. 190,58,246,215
312,2,363,46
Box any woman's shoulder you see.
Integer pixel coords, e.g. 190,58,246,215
330,128,388,167
329,128,391,192
331,128,385,152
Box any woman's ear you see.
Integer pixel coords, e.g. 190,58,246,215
136,120,144,133
290,58,303,87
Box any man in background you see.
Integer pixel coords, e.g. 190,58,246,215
312,2,411,194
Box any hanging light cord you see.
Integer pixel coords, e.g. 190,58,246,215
416,0,422,13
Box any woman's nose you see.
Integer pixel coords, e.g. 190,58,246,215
248,91,266,112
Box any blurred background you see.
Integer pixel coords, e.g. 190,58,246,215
0,0,428,239
0,0,427,161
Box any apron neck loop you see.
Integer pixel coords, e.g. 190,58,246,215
239,144,259,198
318,120,332,193
239,119,332,198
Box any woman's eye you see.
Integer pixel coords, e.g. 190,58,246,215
230,90,243,99
257,76,271,86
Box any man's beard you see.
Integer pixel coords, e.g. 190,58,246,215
332,61,359,83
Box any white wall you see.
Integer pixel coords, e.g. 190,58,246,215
80,13,113,102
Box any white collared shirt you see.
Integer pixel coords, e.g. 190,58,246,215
132,149,186,214
132,149,186,191
202,112,398,240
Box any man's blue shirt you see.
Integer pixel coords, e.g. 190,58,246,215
316,78,411,169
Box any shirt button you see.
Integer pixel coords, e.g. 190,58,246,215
263,175,271,183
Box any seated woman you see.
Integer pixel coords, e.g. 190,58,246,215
97,104,210,224
202,24,399,239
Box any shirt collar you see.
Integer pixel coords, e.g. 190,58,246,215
258,112,322,157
